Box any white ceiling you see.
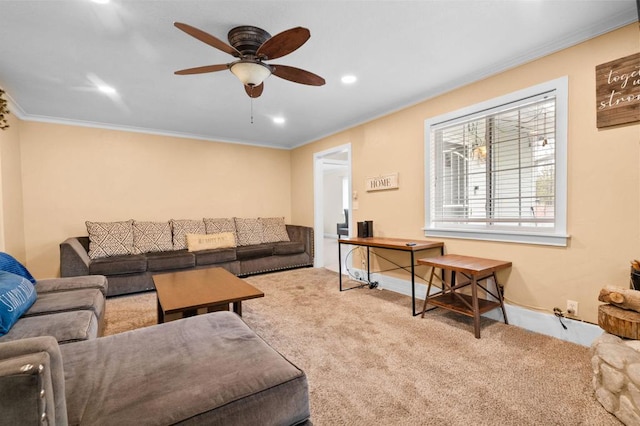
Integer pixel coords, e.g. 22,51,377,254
0,1,637,149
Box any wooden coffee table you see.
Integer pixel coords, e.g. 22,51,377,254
153,268,264,323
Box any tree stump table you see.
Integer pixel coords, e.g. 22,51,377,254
598,304,640,339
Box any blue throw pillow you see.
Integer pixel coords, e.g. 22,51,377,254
0,253,36,284
0,271,37,336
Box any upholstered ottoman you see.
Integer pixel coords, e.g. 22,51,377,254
61,311,310,425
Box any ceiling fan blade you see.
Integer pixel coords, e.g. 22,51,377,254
256,27,310,60
174,22,241,58
271,64,325,86
245,83,264,98
174,64,229,75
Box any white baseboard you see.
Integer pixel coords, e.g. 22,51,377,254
351,268,602,347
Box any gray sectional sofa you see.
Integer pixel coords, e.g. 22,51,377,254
0,264,311,424
0,275,108,345
60,218,314,297
0,312,311,425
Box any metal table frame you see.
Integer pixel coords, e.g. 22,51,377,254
338,237,444,316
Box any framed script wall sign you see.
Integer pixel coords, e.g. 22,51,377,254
596,52,640,128
366,173,399,192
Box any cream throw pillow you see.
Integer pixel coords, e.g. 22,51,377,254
186,232,236,251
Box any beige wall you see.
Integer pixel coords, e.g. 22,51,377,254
3,24,638,324
291,24,640,324
18,122,291,277
0,111,27,261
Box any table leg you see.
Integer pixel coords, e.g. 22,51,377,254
366,246,371,283
493,273,509,325
233,301,242,316
471,276,481,338
338,242,343,291
411,250,417,316
157,298,164,324
421,267,436,318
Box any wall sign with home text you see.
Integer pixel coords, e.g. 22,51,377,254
596,52,640,128
366,173,399,191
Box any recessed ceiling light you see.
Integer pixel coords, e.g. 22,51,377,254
273,117,286,125
97,85,116,95
341,75,357,84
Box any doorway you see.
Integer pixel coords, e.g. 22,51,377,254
313,144,351,272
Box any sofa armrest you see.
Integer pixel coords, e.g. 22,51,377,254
0,336,67,425
60,237,91,277
36,275,108,298
286,225,314,260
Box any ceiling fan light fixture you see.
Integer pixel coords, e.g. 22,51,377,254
230,61,271,86
341,75,357,84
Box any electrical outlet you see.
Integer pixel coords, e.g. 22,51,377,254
566,300,579,316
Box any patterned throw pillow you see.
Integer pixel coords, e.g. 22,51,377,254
260,217,290,243
204,217,236,234
133,221,173,254
86,220,134,259
234,218,264,246
170,219,205,250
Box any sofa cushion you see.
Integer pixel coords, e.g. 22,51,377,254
170,219,205,250
132,221,173,254
89,254,147,276
236,244,274,260
194,248,237,266
273,241,305,255
23,289,104,321
0,253,35,284
60,312,310,426
234,217,264,246
0,310,98,344
36,275,108,298
186,232,236,252
260,217,291,243
203,217,236,234
146,251,195,272
0,272,37,336
86,220,134,259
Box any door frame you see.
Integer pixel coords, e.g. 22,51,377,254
313,143,352,268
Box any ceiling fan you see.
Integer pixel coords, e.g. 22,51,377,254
174,22,326,98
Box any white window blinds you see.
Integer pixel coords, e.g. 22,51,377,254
425,77,570,246
430,94,556,229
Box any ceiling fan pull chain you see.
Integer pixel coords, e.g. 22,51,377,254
250,96,254,124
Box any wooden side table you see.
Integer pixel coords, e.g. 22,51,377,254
417,254,511,338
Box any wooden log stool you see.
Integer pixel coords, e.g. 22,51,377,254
598,285,640,339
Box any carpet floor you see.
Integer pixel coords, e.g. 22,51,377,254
104,267,620,425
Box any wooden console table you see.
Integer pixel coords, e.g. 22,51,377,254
338,237,444,316
417,254,511,338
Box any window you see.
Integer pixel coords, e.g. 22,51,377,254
425,77,568,246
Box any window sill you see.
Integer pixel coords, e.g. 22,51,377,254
424,227,570,247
